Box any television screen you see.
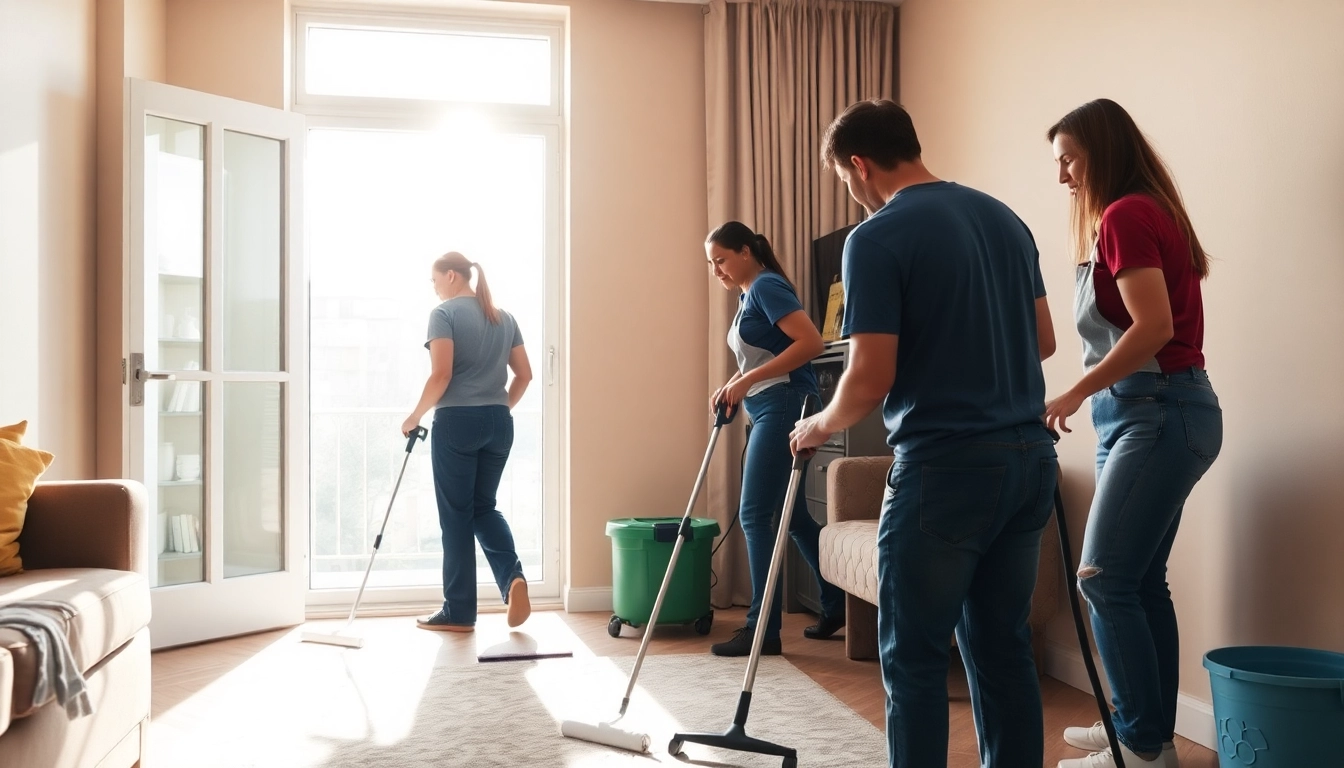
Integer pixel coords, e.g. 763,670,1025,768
810,224,857,329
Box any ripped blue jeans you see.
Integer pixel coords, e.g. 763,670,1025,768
1080,368,1223,755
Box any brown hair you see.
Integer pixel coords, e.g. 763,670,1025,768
1047,99,1209,277
706,221,797,291
433,251,500,324
821,99,922,172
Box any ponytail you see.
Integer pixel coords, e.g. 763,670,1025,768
432,251,501,324
705,221,797,291
471,262,500,325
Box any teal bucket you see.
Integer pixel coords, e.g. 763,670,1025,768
1203,646,1344,767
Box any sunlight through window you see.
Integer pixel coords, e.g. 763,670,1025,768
306,25,551,105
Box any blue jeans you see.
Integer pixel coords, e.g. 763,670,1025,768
740,385,845,639
431,405,526,624
1082,368,1222,755
878,423,1058,768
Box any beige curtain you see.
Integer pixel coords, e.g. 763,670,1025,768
705,0,898,610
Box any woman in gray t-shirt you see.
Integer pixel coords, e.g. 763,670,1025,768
401,251,534,632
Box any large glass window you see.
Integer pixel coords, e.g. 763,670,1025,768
295,10,563,604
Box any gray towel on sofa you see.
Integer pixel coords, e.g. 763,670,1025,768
0,600,93,718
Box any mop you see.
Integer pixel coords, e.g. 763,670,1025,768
668,398,813,768
559,401,738,754
302,426,428,649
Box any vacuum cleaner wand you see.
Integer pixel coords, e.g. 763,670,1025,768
668,398,811,768
302,426,428,649
559,401,738,753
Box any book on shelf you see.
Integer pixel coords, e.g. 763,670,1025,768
167,513,201,554
821,277,845,342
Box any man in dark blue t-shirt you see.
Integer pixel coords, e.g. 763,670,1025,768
791,100,1060,768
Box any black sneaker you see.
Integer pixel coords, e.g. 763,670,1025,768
711,626,781,657
803,611,846,640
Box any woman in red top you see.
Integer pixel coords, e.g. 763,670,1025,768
1045,99,1223,768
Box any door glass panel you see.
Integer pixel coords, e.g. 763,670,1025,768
307,128,545,590
154,392,206,587
223,130,283,372
224,382,284,577
145,116,205,372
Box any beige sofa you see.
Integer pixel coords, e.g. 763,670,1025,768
818,456,1060,665
0,480,151,768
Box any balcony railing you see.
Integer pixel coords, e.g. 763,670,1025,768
309,406,543,590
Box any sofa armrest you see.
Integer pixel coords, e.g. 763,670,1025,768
0,646,11,736
826,456,893,524
18,480,148,576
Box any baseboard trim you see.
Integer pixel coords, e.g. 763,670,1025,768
1043,639,1216,752
1174,692,1216,752
564,586,613,614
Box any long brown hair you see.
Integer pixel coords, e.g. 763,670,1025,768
706,221,797,291
1047,99,1209,277
433,251,500,324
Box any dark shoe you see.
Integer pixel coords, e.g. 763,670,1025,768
711,626,781,657
803,611,846,640
416,610,474,633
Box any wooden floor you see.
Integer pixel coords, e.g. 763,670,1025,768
151,606,1218,767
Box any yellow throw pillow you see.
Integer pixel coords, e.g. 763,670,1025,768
0,420,25,443
0,422,55,576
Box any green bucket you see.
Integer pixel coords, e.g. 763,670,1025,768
605,517,719,638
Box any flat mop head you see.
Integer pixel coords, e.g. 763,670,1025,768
300,630,364,649
559,719,650,754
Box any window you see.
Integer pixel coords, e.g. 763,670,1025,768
293,8,565,608
305,26,552,105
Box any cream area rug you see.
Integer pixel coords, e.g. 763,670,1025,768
149,627,886,767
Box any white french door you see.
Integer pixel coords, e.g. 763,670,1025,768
126,78,308,649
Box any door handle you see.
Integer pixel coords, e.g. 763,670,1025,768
548,346,555,386
128,352,175,406
136,369,176,382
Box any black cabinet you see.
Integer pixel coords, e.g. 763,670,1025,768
784,340,889,617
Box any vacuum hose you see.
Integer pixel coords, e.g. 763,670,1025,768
1054,479,1125,768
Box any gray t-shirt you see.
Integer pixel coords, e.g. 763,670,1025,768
425,297,524,408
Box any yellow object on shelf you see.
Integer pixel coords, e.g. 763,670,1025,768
821,278,845,342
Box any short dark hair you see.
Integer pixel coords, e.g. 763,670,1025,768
821,99,921,171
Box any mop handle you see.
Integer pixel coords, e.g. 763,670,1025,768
621,402,736,713
1050,452,1125,768
339,426,428,631
741,397,812,696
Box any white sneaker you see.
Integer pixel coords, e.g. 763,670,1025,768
1063,723,1178,766
1057,741,1178,768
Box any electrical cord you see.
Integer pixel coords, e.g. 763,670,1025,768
708,436,749,590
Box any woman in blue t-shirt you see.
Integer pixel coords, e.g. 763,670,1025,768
401,251,534,633
705,221,845,657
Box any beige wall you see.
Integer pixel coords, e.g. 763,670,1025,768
1,0,97,478
95,0,168,477
899,0,1344,712
563,0,708,590
159,0,710,592
166,0,285,109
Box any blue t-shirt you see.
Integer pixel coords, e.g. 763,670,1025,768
730,271,819,397
841,181,1047,461
425,297,524,408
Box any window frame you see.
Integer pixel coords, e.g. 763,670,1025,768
293,8,565,120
